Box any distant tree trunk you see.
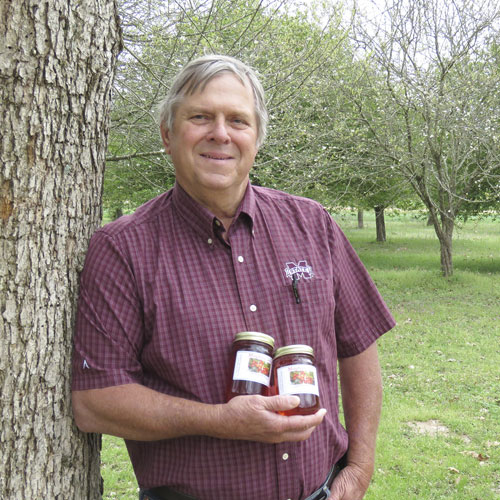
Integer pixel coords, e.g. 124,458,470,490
357,209,364,228
0,1,121,498
374,206,386,242
114,207,124,219
427,213,433,226
439,233,453,276
437,217,454,277
427,209,454,276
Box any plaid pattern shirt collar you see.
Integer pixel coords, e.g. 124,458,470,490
172,181,255,242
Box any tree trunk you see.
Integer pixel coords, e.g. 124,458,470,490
114,206,124,220
439,235,453,277
438,218,454,277
374,206,386,242
357,209,364,229
427,209,455,276
0,1,121,498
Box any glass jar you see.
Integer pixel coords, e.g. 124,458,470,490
225,331,275,401
272,344,320,415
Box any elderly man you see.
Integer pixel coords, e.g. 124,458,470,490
72,54,395,500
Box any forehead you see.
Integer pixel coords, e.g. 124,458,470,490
179,74,256,115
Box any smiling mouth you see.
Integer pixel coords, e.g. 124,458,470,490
201,153,233,160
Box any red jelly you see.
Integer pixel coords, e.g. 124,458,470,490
272,344,320,415
225,332,275,401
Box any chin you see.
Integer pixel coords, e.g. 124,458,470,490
199,174,240,190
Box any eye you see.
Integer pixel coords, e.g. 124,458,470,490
232,117,249,128
190,114,209,122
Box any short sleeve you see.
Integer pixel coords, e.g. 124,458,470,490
72,230,145,390
326,211,396,357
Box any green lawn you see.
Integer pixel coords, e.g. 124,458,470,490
101,211,500,499
101,435,137,499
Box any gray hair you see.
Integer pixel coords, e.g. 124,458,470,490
158,55,268,148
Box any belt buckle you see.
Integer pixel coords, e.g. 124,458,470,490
318,484,331,499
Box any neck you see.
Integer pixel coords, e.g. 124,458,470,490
179,180,248,230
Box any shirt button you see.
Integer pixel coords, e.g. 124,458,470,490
237,255,244,263
249,304,257,312
282,453,289,461
207,238,213,245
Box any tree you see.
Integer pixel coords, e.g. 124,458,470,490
104,0,350,213
0,0,121,497
347,0,500,275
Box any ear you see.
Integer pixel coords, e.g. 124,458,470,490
160,123,172,155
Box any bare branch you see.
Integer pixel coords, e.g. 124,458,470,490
106,150,166,162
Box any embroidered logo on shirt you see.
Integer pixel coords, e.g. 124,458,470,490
82,359,90,369
284,260,314,280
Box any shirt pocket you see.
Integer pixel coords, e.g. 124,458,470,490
277,272,335,347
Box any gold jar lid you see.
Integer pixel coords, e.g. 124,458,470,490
233,331,275,349
274,344,314,359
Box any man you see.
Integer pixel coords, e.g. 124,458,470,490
72,55,395,500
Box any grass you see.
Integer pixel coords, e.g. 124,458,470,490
101,211,500,499
101,435,137,499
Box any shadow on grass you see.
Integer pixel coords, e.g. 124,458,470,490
454,258,500,274
352,238,500,275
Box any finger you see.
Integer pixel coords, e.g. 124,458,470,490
260,394,301,412
289,407,327,423
277,421,322,442
315,407,328,418
276,408,328,440
287,408,327,430
328,466,366,500
328,473,345,500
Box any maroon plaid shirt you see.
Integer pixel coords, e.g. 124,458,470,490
72,182,395,499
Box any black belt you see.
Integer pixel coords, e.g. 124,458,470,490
142,454,346,500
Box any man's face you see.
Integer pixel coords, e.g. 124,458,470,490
161,73,259,203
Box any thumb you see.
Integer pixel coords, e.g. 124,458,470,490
263,394,301,412
328,468,348,500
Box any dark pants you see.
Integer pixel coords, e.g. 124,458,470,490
140,454,346,500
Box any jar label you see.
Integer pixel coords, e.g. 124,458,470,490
277,364,319,396
233,351,272,386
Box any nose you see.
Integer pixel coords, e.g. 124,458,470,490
207,117,231,144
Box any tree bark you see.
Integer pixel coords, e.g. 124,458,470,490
0,1,121,498
357,209,364,229
374,206,386,242
439,234,453,277
438,217,454,277
426,209,455,276
114,207,124,220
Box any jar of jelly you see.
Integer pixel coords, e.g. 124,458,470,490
272,344,320,415
225,331,275,401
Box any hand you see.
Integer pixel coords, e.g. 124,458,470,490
213,394,327,443
327,463,373,500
